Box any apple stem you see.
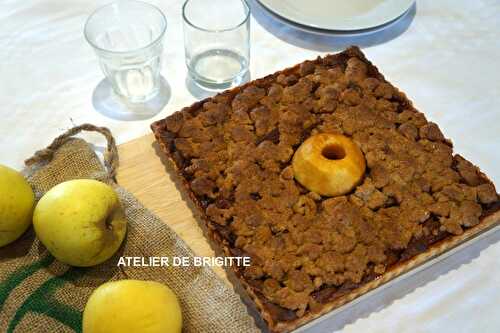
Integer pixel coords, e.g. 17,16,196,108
105,213,114,230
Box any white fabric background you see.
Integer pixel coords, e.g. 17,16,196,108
1,0,499,332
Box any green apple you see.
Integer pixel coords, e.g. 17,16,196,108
83,280,182,333
33,179,127,267
0,165,35,247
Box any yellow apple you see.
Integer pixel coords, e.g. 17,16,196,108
83,279,183,333
0,165,35,247
33,179,127,267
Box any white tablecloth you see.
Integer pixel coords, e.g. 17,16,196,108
1,0,499,332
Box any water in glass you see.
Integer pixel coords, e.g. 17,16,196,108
188,49,248,88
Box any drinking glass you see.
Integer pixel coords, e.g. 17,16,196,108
182,0,250,90
84,0,167,103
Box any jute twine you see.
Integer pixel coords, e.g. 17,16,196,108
25,124,119,180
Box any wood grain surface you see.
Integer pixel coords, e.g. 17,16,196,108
116,133,229,283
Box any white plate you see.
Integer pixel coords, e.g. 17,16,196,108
258,1,415,38
257,0,415,31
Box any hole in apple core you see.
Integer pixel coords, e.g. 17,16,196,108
321,144,346,160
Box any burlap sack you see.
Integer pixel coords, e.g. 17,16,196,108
0,124,259,333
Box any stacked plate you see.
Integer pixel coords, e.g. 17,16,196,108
256,0,415,36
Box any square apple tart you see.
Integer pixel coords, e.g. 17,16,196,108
151,47,500,332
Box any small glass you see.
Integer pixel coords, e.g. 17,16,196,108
84,0,167,103
183,0,250,90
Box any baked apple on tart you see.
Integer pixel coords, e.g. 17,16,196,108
292,133,366,197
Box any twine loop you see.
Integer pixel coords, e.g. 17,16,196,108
25,124,119,180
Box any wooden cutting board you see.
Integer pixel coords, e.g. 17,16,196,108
116,133,229,283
